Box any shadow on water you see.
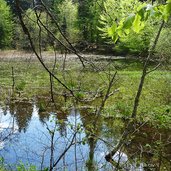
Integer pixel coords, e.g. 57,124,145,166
123,123,171,170
0,98,171,170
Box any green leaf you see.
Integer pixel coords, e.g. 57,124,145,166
97,26,105,32
100,15,107,22
107,23,117,36
112,34,119,43
133,14,145,33
138,6,146,20
117,29,125,37
124,29,130,35
123,14,135,29
164,2,171,21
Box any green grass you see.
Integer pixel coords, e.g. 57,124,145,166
0,58,170,127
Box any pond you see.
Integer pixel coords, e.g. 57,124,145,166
0,99,171,171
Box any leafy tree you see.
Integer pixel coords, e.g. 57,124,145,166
99,0,154,54
16,9,49,50
77,0,103,43
6,0,33,15
101,0,171,42
104,1,171,164
56,0,80,43
53,0,65,13
154,25,171,63
0,0,13,48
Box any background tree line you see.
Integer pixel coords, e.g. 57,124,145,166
0,0,170,62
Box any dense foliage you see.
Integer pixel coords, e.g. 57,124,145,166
0,0,170,59
0,0,170,170
0,0,13,48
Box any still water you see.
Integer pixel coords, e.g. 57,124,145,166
0,100,115,170
0,100,170,170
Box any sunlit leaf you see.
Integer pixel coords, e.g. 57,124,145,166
133,14,141,33
107,23,117,36
124,29,130,35
100,15,107,22
117,28,125,37
123,14,135,29
137,3,146,11
112,33,119,43
164,2,171,21
97,26,106,32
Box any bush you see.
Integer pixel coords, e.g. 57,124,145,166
117,24,154,55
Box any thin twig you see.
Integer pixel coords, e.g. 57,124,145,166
15,0,75,98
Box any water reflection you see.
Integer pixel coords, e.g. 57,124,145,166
0,99,171,170
80,109,103,171
9,101,33,132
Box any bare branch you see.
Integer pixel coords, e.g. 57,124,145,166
14,0,75,97
52,132,77,168
96,71,117,116
146,63,161,75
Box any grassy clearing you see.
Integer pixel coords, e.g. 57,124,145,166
104,70,171,121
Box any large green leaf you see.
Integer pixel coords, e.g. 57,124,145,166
123,14,135,29
164,2,171,21
133,14,141,33
107,23,117,37
112,33,119,43
117,28,125,37
138,6,146,20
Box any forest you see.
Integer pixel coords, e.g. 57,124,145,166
0,0,171,170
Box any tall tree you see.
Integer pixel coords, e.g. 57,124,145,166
57,0,80,43
0,0,13,48
6,0,32,15
77,0,103,43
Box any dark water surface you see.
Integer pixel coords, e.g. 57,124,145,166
0,100,170,170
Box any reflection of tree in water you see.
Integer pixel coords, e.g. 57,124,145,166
1,105,8,116
56,110,68,137
80,109,103,171
36,96,68,136
38,111,50,123
9,101,33,132
8,102,15,116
